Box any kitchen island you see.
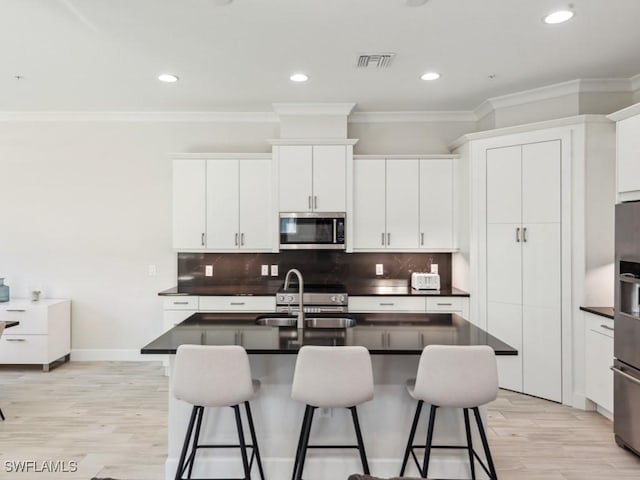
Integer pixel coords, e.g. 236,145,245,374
142,313,515,480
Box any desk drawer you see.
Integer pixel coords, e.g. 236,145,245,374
0,335,47,363
0,306,48,334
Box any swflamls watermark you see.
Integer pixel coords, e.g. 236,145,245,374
4,460,78,473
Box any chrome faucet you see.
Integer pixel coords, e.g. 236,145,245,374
284,268,304,329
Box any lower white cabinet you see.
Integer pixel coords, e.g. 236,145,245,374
0,299,71,371
199,296,276,312
585,312,614,414
349,295,469,319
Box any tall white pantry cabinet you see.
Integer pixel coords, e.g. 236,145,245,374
451,115,616,405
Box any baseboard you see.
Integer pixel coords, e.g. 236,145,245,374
70,349,166,362
572,392,593,411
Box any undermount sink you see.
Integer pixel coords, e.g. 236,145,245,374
255,314,356,329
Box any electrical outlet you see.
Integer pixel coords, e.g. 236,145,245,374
271,265,279,277
431,264,438,274
147,264,157,276
376,264,384,275
205,265,213,277
261,265,269,276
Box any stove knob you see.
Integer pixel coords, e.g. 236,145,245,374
278,295,284,302
287,295,294,302
331,295,337,302
339,295,345,302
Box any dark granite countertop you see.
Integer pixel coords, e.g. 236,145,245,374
159,280,469,297
580,306,614,320
141,312,515,355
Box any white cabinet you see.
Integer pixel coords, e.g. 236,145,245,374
0,299,71,371
610,104,640,202
419,159,454,249
585,313,614,415
349,295,469,318
353,158,419,250
162,297,199,332
277,145,347,212
486,140,562,402
353,156,455,251
172,155,273,251
199,296,276,312
426,297,469,319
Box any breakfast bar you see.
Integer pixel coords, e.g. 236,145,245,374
142,312,515,480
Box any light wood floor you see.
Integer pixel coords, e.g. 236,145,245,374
1,361,639,480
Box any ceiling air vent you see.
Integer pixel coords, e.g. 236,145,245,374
357,53,395,69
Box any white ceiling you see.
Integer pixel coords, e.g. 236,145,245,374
3,0,640,113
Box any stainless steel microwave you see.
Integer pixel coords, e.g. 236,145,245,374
279,212,346,250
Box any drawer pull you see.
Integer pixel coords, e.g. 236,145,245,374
230,302,246,306
173,301,189,305
600,324,614,332
611,366,640,386
6,309,26,312
6,338,26,342
437,303,453,306
379,302,395,306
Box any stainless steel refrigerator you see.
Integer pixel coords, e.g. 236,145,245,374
614,201,640,456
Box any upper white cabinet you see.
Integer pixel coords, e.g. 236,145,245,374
609,103,640,202
486,140,562,402
353,156,455,251
277,144,347,212
172,155,273,251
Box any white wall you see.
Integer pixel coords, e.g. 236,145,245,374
0,120,277,357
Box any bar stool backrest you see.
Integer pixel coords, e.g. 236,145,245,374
413,345,498,408
291,346,374,408
173,344,254,407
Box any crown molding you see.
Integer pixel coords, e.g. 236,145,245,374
169,153,271,160
349,110,476,123
0,111,280,122
449,114,611,150
354,154,460,160
607,101,640,122
473,100,494,121
272,103,356,116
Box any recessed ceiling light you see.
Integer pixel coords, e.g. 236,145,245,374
421,72,440,81
544,9,575,24
290,73,309,83
158,73,179,83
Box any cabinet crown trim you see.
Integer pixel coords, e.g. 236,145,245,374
269,138,358,145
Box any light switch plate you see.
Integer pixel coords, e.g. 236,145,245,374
271,265,279,277
430,264,438,274
376,264,384,275
261,265,269,276
205,265,213,277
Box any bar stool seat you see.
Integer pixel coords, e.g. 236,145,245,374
173,344,265,480
400,345,499,480
290,346,374,480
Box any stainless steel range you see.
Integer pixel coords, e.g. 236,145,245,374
276,283,348,314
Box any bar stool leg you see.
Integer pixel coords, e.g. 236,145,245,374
233,405,252,480
349,406,370,474
0,408,5,421
421,405,438,479
463,408,477,480
244,402,265,480
186,406,205,479
473,407,498,480
291,406,312,480
175,406,199,480
294,405,316,480
400,400,423,476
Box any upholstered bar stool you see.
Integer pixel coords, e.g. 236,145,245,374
399,345,499,480
172,345,265,480
290,346,374,480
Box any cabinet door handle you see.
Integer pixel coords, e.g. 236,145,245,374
333,219,337,243
5,338,26,342
308,196,312,209
611,366,640,386
387,332,391,347
381,332,386,347
201,233,206,246
314,196,318,209
387,233,391,245
421,233,424,246
230,302,246,306
240,233,245,246
516,227,521,242
239,332,244,345
235,233,239,246
6,309,25,312
381,233,385,246
600,324,614,332
523,227,528,242
380,302,395,306
173,301,189,305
